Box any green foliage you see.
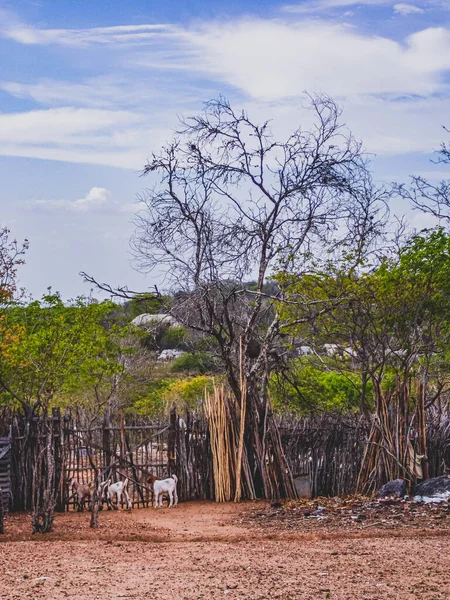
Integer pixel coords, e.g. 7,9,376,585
126,294,168,319
271,361,370,415
130,375,215,415
160,326,188,350
130,378,175,416
0,294,126,411
191,335,219,354
163,376,214,411
0,226,28,306
274,228,450,413
170,352,215,374
140,325,188,351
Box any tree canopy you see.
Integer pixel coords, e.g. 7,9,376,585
0,294,126,416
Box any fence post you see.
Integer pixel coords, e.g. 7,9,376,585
0,488,3,534
119,411,126,472
125,431,145,508
103,411,111,476
168,403,177,476
53,408,65,512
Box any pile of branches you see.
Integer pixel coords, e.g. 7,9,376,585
357,379,427,495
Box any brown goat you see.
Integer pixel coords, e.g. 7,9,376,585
68,478,94,512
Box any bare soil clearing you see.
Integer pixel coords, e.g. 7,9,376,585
1,501,450,599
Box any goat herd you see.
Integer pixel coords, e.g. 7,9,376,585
68,474,179,512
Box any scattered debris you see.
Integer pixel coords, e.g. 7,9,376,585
239,495,450,533
414,492,450,504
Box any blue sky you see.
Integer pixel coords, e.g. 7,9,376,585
1,0,450,299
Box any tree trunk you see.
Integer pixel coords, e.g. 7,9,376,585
90,486,100,529
32,411,57,534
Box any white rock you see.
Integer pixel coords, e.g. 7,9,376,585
157,349,186,361
131,313,182,328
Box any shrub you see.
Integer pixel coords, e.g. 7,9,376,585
170,352,215,374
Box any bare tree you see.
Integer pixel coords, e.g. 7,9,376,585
0,226,28,305
397,130,450,222
132,95,387,498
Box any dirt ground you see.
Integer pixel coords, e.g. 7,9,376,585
1,500,450,600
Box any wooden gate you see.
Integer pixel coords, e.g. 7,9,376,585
62,413,171,509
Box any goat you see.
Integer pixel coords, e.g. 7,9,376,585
104,478,132,511
153,474,178,508
68,478,94,512
97,479,110,504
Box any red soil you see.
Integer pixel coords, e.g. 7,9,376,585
1,501,449,599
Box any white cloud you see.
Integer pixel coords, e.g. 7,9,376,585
1,16,450,168
282,0,395,13
31,187,114,212
0,107,142,143
393,3,425,14
28,187,144,217
3,17,450,101
177,21,450,100
409,209,442,230
0,22,177,47
73,187,112,210
0,75,208,111
0,107,172,168
282,0,450,11
339,95,450,155
0,77,146,109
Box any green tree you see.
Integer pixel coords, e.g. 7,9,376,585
170,352,216,374
271,361,369,415
0,294,126,533
278,228,450,490
126,293,168,319
0,294,125,415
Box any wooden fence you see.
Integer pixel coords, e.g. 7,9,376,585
62,415,170,509
4,408,450,512
8,406,212,512
280,415,369,497
0,433,11,516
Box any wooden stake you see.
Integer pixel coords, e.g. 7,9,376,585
234,337,247,502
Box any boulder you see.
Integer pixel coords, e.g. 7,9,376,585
297,345,313,356
157,349,186,361
131,313,182,328
375,478,408,499
413,475,450,499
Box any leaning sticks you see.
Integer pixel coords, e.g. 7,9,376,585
204,385,232,502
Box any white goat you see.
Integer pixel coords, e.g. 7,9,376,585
104,478,132,511
97,479,110,503
153,474,178,508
